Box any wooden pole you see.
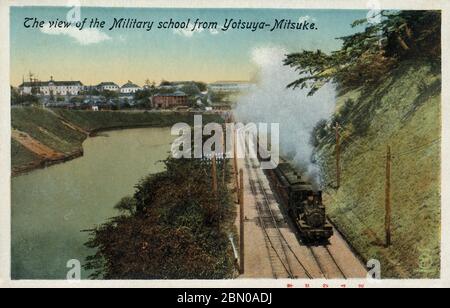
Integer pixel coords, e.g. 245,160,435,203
385,146,392,247
335,123,341,189
234,129,240,203
212,153,218,196
222,130,226,187
212,153,220,227
239,168,245,274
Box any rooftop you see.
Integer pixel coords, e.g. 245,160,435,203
210,81,252,85
154,91,187,97
20,80,83,87
121,81,140,88
98,82,119,87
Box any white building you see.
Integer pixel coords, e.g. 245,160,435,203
120,81,142,94
97,82,120,92
208,81,254,93
19,77,84,96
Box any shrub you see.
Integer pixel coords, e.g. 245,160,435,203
310,119,329,147
84,157,235,279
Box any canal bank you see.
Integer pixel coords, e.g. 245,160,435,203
12,107,222,176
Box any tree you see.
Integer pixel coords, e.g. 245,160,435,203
160,80,171,87
81,88,100,96
114,196,137,216
145,79,156,89
70,96,83,104
134,89,154,101
209,91,228,104
285,11,441,96
11,86,20,105
144,79,151,88
10,86,36,106
180,84,201,97
194,82,208,92
102,90,119,100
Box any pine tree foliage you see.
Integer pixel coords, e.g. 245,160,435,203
285,11,441,96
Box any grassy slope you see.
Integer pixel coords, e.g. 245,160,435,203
11,108,223,173
12,107,87,171
12,107,86,154
317,61,441,278
11,139,42,169
53,109,221,132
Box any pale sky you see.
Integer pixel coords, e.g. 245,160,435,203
10,7,368,86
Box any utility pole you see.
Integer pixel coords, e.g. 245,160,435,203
385,146,392,248
212,153,218,196
335,122,341,189
222,130,226,187
239,168,245,274
234,129,240,203
212,153,220,227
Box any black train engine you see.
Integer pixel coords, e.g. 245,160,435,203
269,160,333,244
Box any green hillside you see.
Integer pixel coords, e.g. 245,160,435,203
12,107,86,154
11,108,222,175
314,60,441,278
11,139,42,168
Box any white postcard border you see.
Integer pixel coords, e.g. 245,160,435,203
0,0,449,288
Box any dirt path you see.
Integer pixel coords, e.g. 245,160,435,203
12,129,66,160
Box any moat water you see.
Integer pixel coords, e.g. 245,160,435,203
11,128,175,279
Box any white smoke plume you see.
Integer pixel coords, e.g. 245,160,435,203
234,46,336,187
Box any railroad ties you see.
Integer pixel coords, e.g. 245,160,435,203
240,135,348,280
242,136,312,279
247,162,294,279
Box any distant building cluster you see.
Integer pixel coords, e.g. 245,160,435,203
19,78,144,96
15,76,253,111
151,91,188,109
19,79,84,96
207,81,254,93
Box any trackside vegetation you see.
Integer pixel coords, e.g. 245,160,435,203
84,157,237,279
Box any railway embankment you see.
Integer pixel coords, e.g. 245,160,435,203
314,60,441,278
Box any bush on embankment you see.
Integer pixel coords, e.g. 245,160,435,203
84,157,236,279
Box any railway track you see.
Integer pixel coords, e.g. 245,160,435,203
241,137,313,279
239,133,348,279
246,159,294,279
308,246,347,279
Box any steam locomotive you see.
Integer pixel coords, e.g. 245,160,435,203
267,159,333,244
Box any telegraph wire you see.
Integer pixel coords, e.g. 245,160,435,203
392,138,441,158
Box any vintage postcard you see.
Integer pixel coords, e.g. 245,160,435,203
0,0,449,289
